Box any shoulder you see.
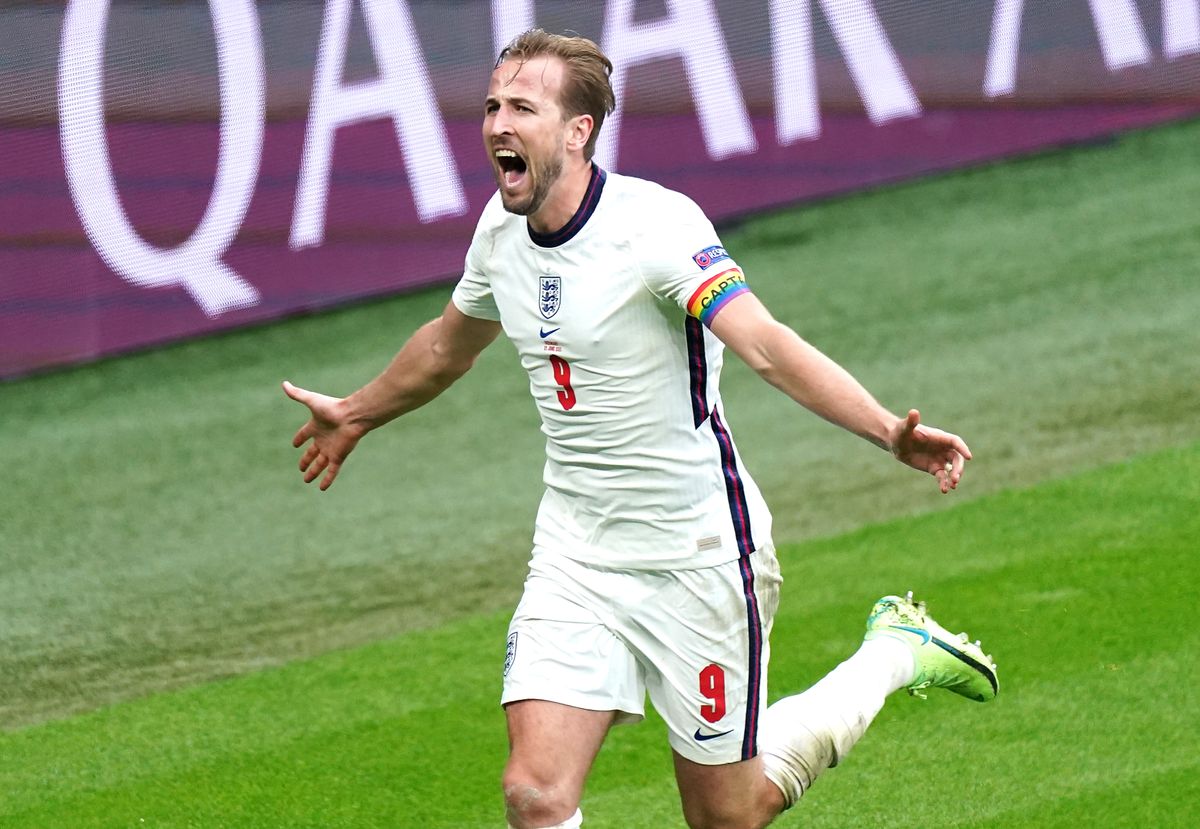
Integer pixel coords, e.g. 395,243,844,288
604,172,709,226
604,174,719,267
473,191,515,237
467,191,518,259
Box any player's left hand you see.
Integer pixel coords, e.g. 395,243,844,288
888,409,972,494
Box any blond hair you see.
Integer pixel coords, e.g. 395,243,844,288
497,30,616,160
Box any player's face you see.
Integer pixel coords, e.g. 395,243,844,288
483,55,570,216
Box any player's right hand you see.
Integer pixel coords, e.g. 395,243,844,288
282,380,364,491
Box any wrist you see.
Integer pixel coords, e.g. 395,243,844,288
881,412,904,455
336,395,376,438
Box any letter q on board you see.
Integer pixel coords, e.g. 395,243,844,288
58,0,264,317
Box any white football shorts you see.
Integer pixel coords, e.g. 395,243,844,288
501,545,782,764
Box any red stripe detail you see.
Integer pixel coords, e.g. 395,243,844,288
710,408,753,556
685,317,709,427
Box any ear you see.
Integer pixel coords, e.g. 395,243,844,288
565,113,594,154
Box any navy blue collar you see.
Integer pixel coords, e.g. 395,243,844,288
527,164,607,248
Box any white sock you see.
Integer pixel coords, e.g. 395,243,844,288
858,635,917,695
508,808,583,829
760,637,915,807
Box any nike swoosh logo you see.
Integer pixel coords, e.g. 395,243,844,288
693,728,734,742
539,327,560,338
887,624,931,645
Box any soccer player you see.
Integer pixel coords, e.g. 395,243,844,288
283,30,998,829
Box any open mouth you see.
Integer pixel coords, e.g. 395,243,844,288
495,148,528,188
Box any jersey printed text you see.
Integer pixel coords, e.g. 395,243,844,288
687,268,750,326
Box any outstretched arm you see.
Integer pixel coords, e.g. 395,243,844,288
709,293,971,493
283,301,502,490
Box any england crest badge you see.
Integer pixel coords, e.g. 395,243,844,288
539,274,562,319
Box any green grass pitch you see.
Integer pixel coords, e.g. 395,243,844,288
2,120,1200,826
2,447,1197,827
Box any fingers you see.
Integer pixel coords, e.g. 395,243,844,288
908,413,971,459
931,450,967,494
303,453,329,484
894,407,973,494
287,382,317,448
285,382,324,446
293,421,313,449
940,431,972,461
285,380,348,491
302,452,343,489
298,442,320,472
293,420,333,487
319,462,341,491
296,446,343,490
932,459,956,494
949,449,967,485
893,409,920,450
281,380,310,404
933,430,970,494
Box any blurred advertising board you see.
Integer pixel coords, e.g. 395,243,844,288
3,0,1199,377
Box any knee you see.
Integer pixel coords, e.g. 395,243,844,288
683,812,763,829
502,765,581,828
684,813,772,829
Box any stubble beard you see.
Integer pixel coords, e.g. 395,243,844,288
499,147,564,217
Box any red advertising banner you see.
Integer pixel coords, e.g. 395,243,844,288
3,0,1199,378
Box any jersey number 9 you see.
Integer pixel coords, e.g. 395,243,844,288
699,663,726,723
549,355,576,411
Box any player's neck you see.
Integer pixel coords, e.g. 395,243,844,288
527,159,594,236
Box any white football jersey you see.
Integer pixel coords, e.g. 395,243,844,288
453,167,773,569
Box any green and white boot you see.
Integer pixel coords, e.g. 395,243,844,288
864,592,999,702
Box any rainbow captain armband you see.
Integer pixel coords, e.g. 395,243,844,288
686,267,750,326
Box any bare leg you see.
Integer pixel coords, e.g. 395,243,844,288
673,753,784,829
503,699,616,828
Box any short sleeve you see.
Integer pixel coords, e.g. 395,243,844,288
637,191,752,328
451,215,501,322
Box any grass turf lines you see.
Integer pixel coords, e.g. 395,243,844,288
4,120,1199,731
2,118,1199,823
1,444,1196,828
